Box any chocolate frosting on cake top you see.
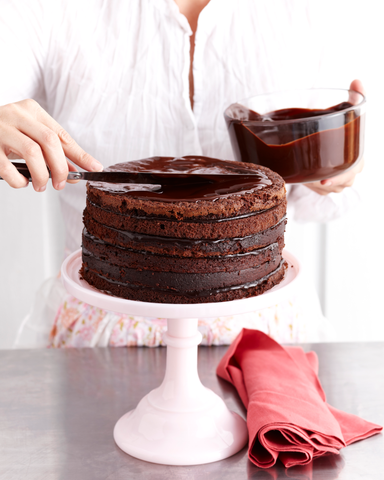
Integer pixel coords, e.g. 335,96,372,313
90,156,273,202
87,156,285,220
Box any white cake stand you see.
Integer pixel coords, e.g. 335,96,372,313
62,249,301,466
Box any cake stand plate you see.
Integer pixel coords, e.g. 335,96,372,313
61,249,301,466
62,249,300,318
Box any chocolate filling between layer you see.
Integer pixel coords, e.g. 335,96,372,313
83,215,287,257
82,252,281,291
82,231,283,272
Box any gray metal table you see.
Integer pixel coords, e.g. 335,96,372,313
0,343,383,480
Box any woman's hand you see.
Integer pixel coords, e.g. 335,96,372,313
303,158,364,195
305,79,365,196
0,99,103,192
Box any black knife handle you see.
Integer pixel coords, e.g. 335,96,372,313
0,162,80,182
0,162,50,182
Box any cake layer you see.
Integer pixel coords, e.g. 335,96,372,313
82,251,282,291
85,198,287,240
80,260,288,304
86,156,285,220
83,214,286,257
82,229,283,273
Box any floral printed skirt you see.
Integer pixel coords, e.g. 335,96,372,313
15,275,333,349
49,292,308,348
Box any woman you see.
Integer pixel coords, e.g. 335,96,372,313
0,0,364,347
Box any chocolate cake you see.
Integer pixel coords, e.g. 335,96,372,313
80,156,287,303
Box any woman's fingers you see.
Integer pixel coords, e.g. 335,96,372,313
66,160,81,184
306,158,364,195
9,111,69,189
0,150,29,188
1,125,49,192
0,99,103,191
348,79,365,105
320,158,364,186
33,103,103,172
350,79,365,96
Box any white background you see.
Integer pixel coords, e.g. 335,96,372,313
0,4,383,349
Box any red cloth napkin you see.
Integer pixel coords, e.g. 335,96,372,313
217,329,382,468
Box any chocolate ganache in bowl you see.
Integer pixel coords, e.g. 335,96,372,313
224,88,366,183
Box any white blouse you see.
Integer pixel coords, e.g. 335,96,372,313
0,0,361,255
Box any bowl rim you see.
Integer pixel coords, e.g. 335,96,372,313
224,87,366,125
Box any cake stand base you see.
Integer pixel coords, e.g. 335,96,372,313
114,317,248,465
61,250,301,466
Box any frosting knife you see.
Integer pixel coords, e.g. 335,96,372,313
2,161,263,186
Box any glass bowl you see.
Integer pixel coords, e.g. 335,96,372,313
224,88,366,184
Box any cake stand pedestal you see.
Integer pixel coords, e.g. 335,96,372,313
62,250,300,466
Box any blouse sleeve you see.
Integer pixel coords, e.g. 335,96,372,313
0,0,52,107
287,183,361,223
